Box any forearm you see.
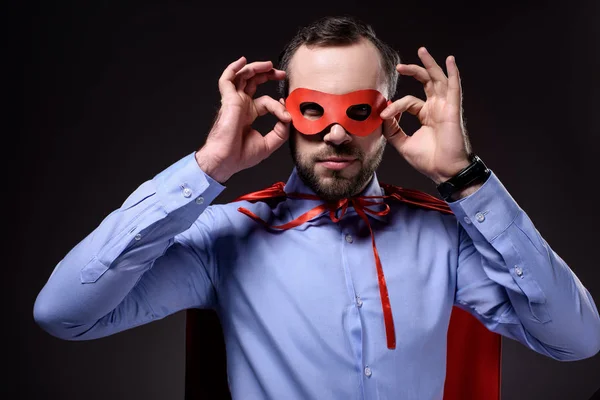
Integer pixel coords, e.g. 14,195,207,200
34,152,225,339
490,212,599,360
452,173,600,360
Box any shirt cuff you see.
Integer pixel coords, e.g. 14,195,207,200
153,152,225,216
448,171,521,243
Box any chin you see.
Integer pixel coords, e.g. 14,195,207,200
315,166,360,189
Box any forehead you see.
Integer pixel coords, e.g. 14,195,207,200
288,39,386,95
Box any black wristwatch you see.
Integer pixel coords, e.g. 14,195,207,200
436,155,491,201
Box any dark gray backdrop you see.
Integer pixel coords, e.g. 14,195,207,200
9,1,600,399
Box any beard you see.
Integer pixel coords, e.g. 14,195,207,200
289,129,386,202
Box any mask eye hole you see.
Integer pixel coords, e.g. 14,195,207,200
346,104,371,121
299,102,324,120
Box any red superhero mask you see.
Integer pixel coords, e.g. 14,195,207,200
286,88,391,137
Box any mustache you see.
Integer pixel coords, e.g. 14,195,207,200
314,144,363,160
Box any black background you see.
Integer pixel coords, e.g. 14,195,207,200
8,1,600,399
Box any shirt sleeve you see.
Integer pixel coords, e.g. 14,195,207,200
450,172,600,361
33,152,225,340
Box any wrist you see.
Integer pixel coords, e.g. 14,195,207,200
432,160,471,185
448,182,483,201
195,150,231,183
436,155,490,202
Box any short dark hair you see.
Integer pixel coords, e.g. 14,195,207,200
277,15,401,99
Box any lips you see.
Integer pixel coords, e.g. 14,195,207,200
317,157,357,171
320,157,356,162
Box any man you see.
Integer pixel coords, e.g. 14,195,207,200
34,15,600,400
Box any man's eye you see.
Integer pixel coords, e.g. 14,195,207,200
346,104,371,121
300,102,324,120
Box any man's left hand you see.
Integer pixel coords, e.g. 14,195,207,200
380,47,472,185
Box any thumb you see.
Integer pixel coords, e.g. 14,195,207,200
382,114,409,150
262,120,290,158
261,97,291,158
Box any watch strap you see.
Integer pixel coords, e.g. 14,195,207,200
436,155,490,201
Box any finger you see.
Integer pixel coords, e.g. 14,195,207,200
262,120,290,157
254,95,292,123
245,69,286,97
218,56,247,98
396,64,434,98
418,47,448,86
234,61,277,91
396,63,430,84
236,61,276,81
382,114,409,149
446,55,462,108
380,95,424,119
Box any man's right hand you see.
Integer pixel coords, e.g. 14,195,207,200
195,56,292,183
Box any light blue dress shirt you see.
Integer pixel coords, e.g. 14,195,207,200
34,152,600,400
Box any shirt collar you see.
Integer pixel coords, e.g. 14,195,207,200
281,167,388,223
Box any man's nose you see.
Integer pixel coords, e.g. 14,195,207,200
323,124,352,146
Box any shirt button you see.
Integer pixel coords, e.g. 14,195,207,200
475,212,485,222
345,234,353,243
195,196,204,204
515,265,523,277
364,366,372,377
356,296,363,308
134,233,142,241
182,187,193,198
463,216,472,225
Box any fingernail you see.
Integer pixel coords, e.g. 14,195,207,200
284,111,292,118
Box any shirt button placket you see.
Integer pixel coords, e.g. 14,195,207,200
514,265,524,277
356,295,363,308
